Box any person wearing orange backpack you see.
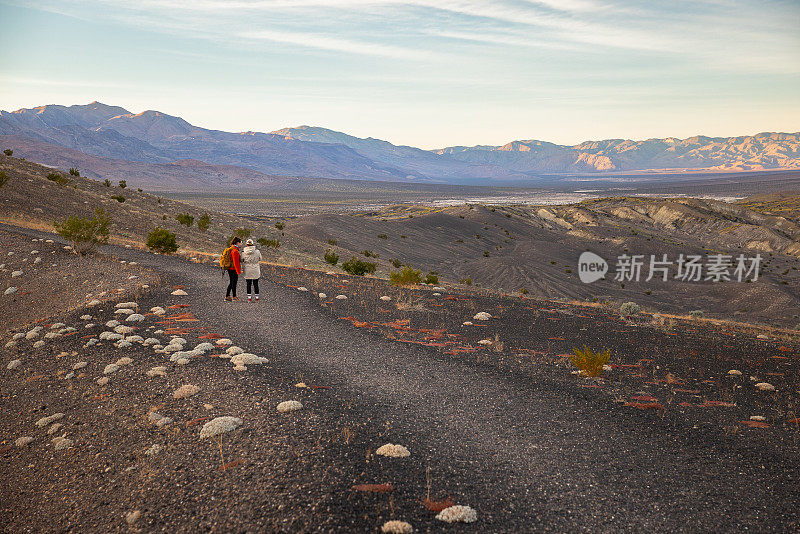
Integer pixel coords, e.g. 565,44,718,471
220,237,242,301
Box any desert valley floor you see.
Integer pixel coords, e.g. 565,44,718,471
1,224,799,532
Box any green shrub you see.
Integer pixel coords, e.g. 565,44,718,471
111,194,125,203
68,168,79,176
118,179,127,188
570,345,610,377
176,212,194,227
137,188,142,192
390,266,422,286
0,171,8,188
341,257,376,276
3,148,12,157
688,310,704,319
423,272,439,285
103,179,111,187
391,258,402,268
46,172,71,186
146,227,178,254
327,238,337,246
275,221,285,231
262,239,280,248
377,233,388,239
197,213,210,231
620,302,641,316
483,251,490,257
54,208,110,254
324,249,339,265
459,277,472,286
520,287,529,295
235,227,251,239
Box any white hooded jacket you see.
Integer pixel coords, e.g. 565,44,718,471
241,245,262,280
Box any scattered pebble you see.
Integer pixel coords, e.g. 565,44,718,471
728,370,742,376
104,363,120,374
4,287,17,295
381,520,414,534
33,340,45,349
297,286,308,292
125,511,141,526
52,437,73,450
116,357,133,366
11,270,23,278
277,400,303,413
47,423,63,435
198,416,242,439
755,382,776,391
462,321,473,326
15,436,34,447
147,366,167,377
380,296,391,301
375,444,411,458
145,444,163,456
173,384,200,399
97,376,110,386
750,416,766,421
335,295,347,300
436,505,477,523
318,292,327,299
7,359,22,370
87,299,101,306
477,339,492,346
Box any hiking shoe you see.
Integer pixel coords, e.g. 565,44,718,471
225,296,233,302
232,296,241,301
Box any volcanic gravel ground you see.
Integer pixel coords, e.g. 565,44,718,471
2,224,800,532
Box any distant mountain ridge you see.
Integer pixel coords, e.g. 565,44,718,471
0,102,798,189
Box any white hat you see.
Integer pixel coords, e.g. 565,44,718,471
245,238,254,246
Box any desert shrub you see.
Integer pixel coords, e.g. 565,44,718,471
68,167,80,176
46,172,71,186
423,272,439,285
0,171,8,188
688,310,704,319
361,249,378,258
570,345,610,377
327,238,337,246
111,194,125,203
520,287,529,295
54,208,110,254
274,221,285,231
197,213,210,231
390,266,422,286
3,148,12,157
391,258,402,268
620,302,641,316
324,249,339,266
483,251,490,257
103,179,111,187
377,233,388,239
137,188,142,192
118,180,127,189
341,257,376,276
234,227,251,239
146,227,178,254
262,239,280,248
459,277,472,285
176,212,194,227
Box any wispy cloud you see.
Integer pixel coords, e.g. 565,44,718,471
240,29,432,59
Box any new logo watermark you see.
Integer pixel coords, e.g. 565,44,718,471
577,252,761,284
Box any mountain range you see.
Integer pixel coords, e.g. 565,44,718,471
0,101,798,189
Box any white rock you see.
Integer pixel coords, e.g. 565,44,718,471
477,339,492,346
5,341,16,348
44,332,61,340
433,286,445,291
277,400,303,413
193,342,214,353
146,366,167,377
199,416,242,439
231,353,268,365
33,340,45,348
755,382,776,391
226,346,244,356
473,312,492,321
176,358,190,365
100,331,123,341
126,511,141,526
728,370,742,376
215,338,233,346
15,436,34,447
12,332,25,340
126,313,145,322
318,293,327,299
380,296,391,301
436,505,477,523
297,286,308,292
104,363,120,374
127,335,144,343
33,257,41,264
4,287,17,295
750,415,766,421
53,437,73,450
335,295,347,300
25,327,42,340
36,413,64,427
87,299,101,306
462,321,473,326
116,302,138,309
11,270,23,278
143,338,160,346
97,376,110,386
381,521,414,534
375,443,411,458
116,357,133,366
145,444,162,456
233,364,247,371
73,361,87,370
105,320,120,328
115,325,135,335
114,308,135,315
7,359,22,370
47,423,63,435
79,314,93,321
171,289,188,296
150,306,165,315
173,384,200,399
432,292,441,296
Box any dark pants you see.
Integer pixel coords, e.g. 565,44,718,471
226,270,238,297
246,278,260,295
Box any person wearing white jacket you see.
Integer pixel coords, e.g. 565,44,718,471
241,239,263,302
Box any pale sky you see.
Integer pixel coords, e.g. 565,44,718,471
0,0,798,149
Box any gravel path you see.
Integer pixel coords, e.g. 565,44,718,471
4,224,798,532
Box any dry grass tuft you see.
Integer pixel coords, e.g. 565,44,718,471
570,345,610,377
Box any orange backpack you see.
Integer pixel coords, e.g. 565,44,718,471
219,246,233,269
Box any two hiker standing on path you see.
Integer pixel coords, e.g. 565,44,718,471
220,237,262,302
